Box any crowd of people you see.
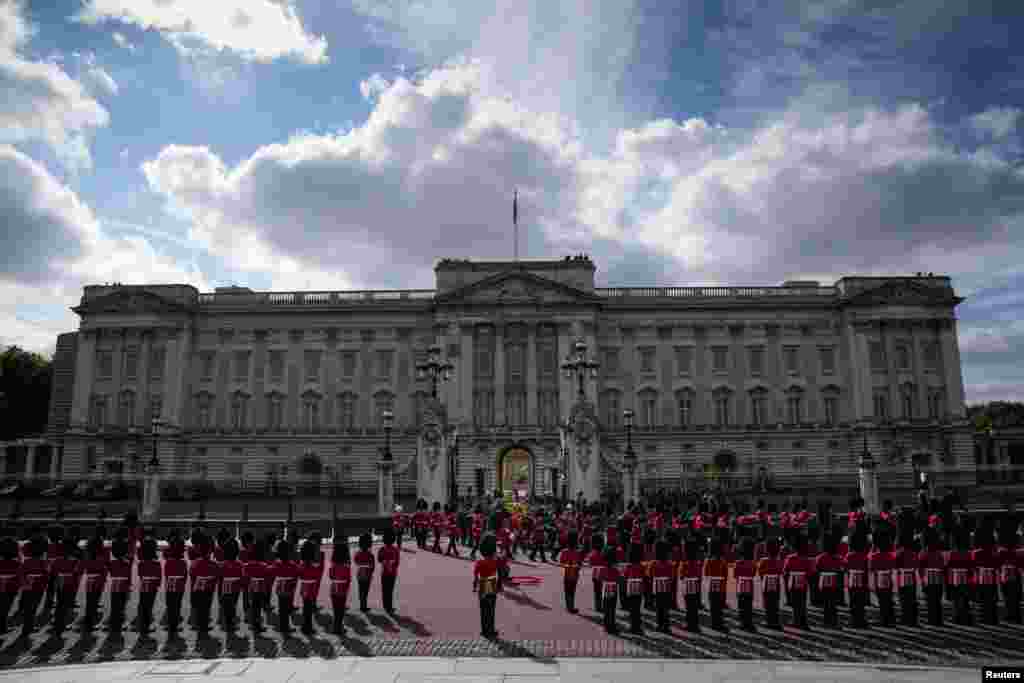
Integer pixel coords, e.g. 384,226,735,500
0,490,1020,643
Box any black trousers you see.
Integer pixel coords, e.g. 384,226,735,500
137,591,157,633
763,590,781,629
83,590,103,630
528,541,545,562
684,592,700,631
899,585,918,626
302,599,315,632
738,592,754,630
220,592,240,632
192,590,214,633
790,589,808,629
821,588,839,627
592,580,602,612
108,591,128,632
564,580,578,612
656,590,672,631
0,591,14,632
925,585,943,625
850,588,869,628
951,585,973,625
626,594,643,634
1002,579,1022,623
446,535,460,556
19,590,42,637
479,593,497,636
381,574,396,613
876,589,895,627
277,594,294,633
432,530,442,552
602,594,619,633
247,592,265,632
357,578,371,611
52,590,75,632
331,595,346,634
978,584,999,625
166,591,184,633
709,590,727,630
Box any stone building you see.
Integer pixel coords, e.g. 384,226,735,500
40,255,976,505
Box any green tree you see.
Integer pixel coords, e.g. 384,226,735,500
0,345,53,441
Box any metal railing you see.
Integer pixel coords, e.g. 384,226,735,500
595,286,837,298
197,290,437,306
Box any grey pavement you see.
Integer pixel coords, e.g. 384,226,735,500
0,657,999,683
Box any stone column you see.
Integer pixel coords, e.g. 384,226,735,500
460,325,474,426
25,446,36,480
557,322,573,425
941,319,966,418
163,327,191,428
494,324,505,425
70,329,97,429
852,325,873,421
379,460,394,516
138,329,152,423
526,323,537,426
859,451,879,515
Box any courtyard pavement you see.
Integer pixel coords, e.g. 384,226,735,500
0,538,1021,672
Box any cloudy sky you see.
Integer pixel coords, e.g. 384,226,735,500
1,0,1023,403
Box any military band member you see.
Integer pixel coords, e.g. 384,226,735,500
135,537,162,635
601,546,620,634
472,535,501,639
559,531,582,614
895,526,920,627
919,526,946,626
329,541,352,635
106,538,133,633
998,517,1022,624
948,527,974,626
680,537,704,633
783,534,811,630
652,540,675,633
757,538,783,630
49,536,79,633
587,534,607,613
623,543,646,635
217,538,244,633
815,533,843,628
378,529,401,615
869,528,896,627
972,523,1000,625
845,529,870,628
354,533,375,613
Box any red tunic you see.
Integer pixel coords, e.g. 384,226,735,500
164,556,188,593
432,512,445,533
81,557,109,593
814,553,843,591
783,553,812,591
392,512,406,531
918,548,947,588
734,559,756,595
651,559,674,594
239,545,254,562
377,545,400,576
868,550,896,592
474,558,500,596
586,549,607,582
971,547,999,588
559,549,582,583
298,562,321,600
758,556,784,593
21,558,48,593
108,558,132,594
704,558,728,594
50,557,80,595
329,562,352,601
844,551,869,591
242,560,269,595
413,511,429,532
946,550,974,588
190,558,220,593
679,559,703,597
219,559,245,595
274,560,299,598
353,550,375,582
0,558,21,594
138,559,162,593
606,525,619,547
997,546,1022,585
601,565,620,599
623,562,646,598
446,512,459,536
894,547,919,589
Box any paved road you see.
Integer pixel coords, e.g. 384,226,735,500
1,540,1022,669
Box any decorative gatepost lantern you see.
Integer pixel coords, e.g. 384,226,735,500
622,408,637,508
560,338,601,504
858,430,879,515
378,408,395,516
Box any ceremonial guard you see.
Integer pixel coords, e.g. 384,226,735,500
972,523,1000,625
623,543,646,635
680,536,704,633
190,535,221,636
704,537,729,631
642,528,657,610
734,537,756,631
472,535,501,639
445,505,461,557
559,531,582,613
18,536,46,638
998,517,1022,623
106,538,132,633
431,502,445,553
470,507,486,560
218,538,244,633
895,521,920,627
0,536,20,633
600,546,620,634
668,531,684,611
354,533,375,613
528,511,546,562
50,536,80,633
783,534,811,630
651,540,675,633
378,528,401,615
273,540,299,635
845,529,870,628
413,501,430,550
587,534,607,613
919,526,947,626
243,540,270,634
947,527,974,626
135,537,162,635
43,526,64,613
815,533,843,628
392,505,406,548
869,527,896,627
329,541,352,635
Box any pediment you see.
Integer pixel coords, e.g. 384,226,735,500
73,289,190,316
434,270,599,305
841,280,961,308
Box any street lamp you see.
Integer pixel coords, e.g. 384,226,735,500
623,408,637,507
416,344,454,399
382,408,394,461
562,339,599,401
560,417,573,503
150,418,165,470
448,426,459,506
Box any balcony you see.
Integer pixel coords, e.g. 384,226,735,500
197,289,436,307
595,286,837,298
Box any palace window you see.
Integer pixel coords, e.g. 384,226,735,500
748,347,764,376
713,389,731,427
124,348,138,380
305,350,322,382
196,393,213,429
507,345,524,382
538,343,557,378
783,346,799,375
230,392,249,429
928,388,945,420
338,392,357,429
269,351,285,382
639,389,658,427
96,350,113,380
675,346,692,376
819,346,835,375
923,341,940,372
149,347,165,382
86,445,97,472
340,351,356,379
712,347,728,374
786,388,803,424
749,388,767,426
539,390,558,427
302,393,321,431
873,388,889,420
375,350,394,381
639,347,656,374
233,351,249,382
473,390,494,426
603,348,620,376
200,352,215,381
901,383,916,419
119,390,135,427
600,389,621,428
896,343,911,371
506,391,526,426
89,395,107,428
869,341,886,372
474,335,493,378
823,392,839,426
374,391,394,426
676,389,694,427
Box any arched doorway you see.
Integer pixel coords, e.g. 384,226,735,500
299,452,323,496
497,445,533,503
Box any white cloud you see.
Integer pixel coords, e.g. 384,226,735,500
0,1,109,170
84,66,118,95
111,31,135,52
969,106,1022,140
959,327,1012,354
359,73,389,101
76,0,328,64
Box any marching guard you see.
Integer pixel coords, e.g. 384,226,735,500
472,535,501,639
869,527,897,627
559,530,582,613
998,517,1022,623
136,537,163,635
919,526,947,626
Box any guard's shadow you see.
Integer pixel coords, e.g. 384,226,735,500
492,637,557,664
366,612,400,633
280,636,311,658
252,633,279,658
62,631,97,664
161,632,188,659
344,613,373,637
26,632,66,665
95,631,127,661
195,633,223,659
129,633,160,660
224,632,251,658
500,590,551,611
394,613,431,637
306,633,338,658
337,633,373,657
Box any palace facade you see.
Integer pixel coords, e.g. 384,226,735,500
36,256,977,504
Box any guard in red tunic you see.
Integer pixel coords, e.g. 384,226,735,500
43,525,64,613
106,538,133,633
243,539,270,633
845,529,870,628
190,534,221,636
998,517,1022,624
815,533,843,628
297,540,322,634
734,537,756,631
414,501,431,549
273,540,299,635
496,523,512,561
445,505,461,557
918,526,947,626
431,502,444,553
894,525,920,627
329,540,352,635
136,537,162,635
668,531,684,611
0,535,21,634
758,538,784,630
622,543,646,635
218,538,244,633
48,536,79,633
651,540,674,633
680,537,704,632
378,528,401,614
18,535,47,639
163,533,189,634
704,537,729,632
528,512,546,562
869,528,897,627
972,523,1000,625
392,505,407,548
558,530,582,613
586,534,606,613
354,532,375,612
642,528,657,610
947,527,974,625
473,535,502,639
783,534,811,629
600,546,620,634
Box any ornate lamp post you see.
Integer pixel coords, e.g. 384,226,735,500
448,425,459,506
416,344,454,399
623,408,637,508
559,417,572,503
382,409,394,461
857,429,879,515
142,417,165,523
378,408,395,515
562,340,599,401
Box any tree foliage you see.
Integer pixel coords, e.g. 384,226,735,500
967,401,1024,432
0,345,53,441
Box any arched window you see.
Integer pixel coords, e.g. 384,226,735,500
600,389,621,428
713,388,731,427
901,382,916,419
374,391,394,426
302,391,322,431
266,391,285,430
675,389,694,427
230,391,249,430
338,392,357,430
119,389,136,427
638,389,658,428
785,387,804,425
748,388,768,426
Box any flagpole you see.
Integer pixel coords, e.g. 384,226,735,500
513,189,519,262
